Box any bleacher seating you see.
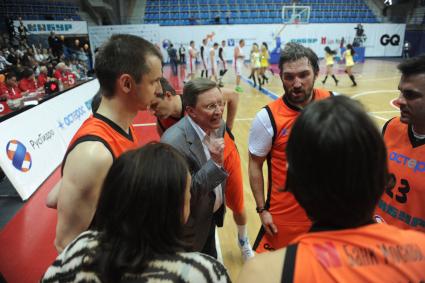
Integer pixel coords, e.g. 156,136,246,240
0,0,81,21
144,0,378,26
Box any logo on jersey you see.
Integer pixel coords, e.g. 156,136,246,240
6,140,32,172
389,151,425,173
280,128,288,137
374,214,386,224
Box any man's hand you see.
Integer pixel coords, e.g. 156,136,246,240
205,134,224,166
260,210,278,236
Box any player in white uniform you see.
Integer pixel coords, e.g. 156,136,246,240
218,40,228,87
208,43,219,82
200,38,209,78
185,40,198,82
234,39,245,93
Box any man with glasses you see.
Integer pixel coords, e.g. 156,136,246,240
161,78,229,258
152,78,254,261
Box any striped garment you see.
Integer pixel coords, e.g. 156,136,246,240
41,230,231,283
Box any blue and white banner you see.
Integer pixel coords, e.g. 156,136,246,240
0,80,99,200
14,20,88,35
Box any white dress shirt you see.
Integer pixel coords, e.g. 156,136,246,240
188,116,224,212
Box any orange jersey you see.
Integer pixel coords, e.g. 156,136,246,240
223,129,244,214
62,113,139,175
158,114,244,213
254,89,333,252
284,224,425,282
375,118,425,232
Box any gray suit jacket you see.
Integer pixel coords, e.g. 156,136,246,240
161,116,228,252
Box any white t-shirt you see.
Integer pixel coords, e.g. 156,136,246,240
248,108,274,157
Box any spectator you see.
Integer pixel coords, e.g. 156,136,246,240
0,50,12,72
37,65,49,88
179,44,186,64
18,67,38,93
0,72,22,100
42,143,231,282
167,43,178,76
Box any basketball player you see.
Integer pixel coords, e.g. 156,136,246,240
208,43,219,82
218,40,228,87
185,40,198,82
150,78,254,261
322,46,339,86
249,43,261,89
375,55,425,232
200,38,209,78
239,96,425,283
343,44,357,86
248,42,333,253
259,42,270,85
234,39,245,93
52,35,163,252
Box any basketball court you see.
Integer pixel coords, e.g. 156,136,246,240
0,3,413,282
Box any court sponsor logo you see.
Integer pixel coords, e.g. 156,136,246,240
29,129,55,150
380,34,400,46
290,38,318,44
6,140,32,172
58,105,87,130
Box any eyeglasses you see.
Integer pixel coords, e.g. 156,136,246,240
204,101,226,112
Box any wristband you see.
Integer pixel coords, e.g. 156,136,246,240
256,207,267,213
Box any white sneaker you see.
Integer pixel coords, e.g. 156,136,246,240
238,237,254,262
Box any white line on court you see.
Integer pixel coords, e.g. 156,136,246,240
351,89,399,99
369,110,399,114
133,123,156,127
368,113,389,122
389,98,400,110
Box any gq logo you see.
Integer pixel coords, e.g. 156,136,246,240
380,34,400,46
6,140,32,172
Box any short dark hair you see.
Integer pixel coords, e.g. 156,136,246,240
20,67,33,79
182,78,218,109
347,44,356,55
158,77,177,99
5,72,16,80
286,96,388,228
279,42,319,76
95,34,162,98
90,142,189,282
397,54,425,76
91,90,102,113
324,46,336,55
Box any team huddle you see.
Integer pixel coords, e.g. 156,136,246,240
42,34,425,282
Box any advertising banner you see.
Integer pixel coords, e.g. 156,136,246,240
0,80,99,200
159,23,405,60
14,20,88,35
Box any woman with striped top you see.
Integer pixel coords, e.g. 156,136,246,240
42,143,230,283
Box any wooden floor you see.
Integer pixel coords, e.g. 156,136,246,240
215,58,402,281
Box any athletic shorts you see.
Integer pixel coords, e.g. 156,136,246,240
209,62,218,77
253,221,311,253
219,60,227,71
187,58,196,74
223,132,244,214
235,60,243,76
